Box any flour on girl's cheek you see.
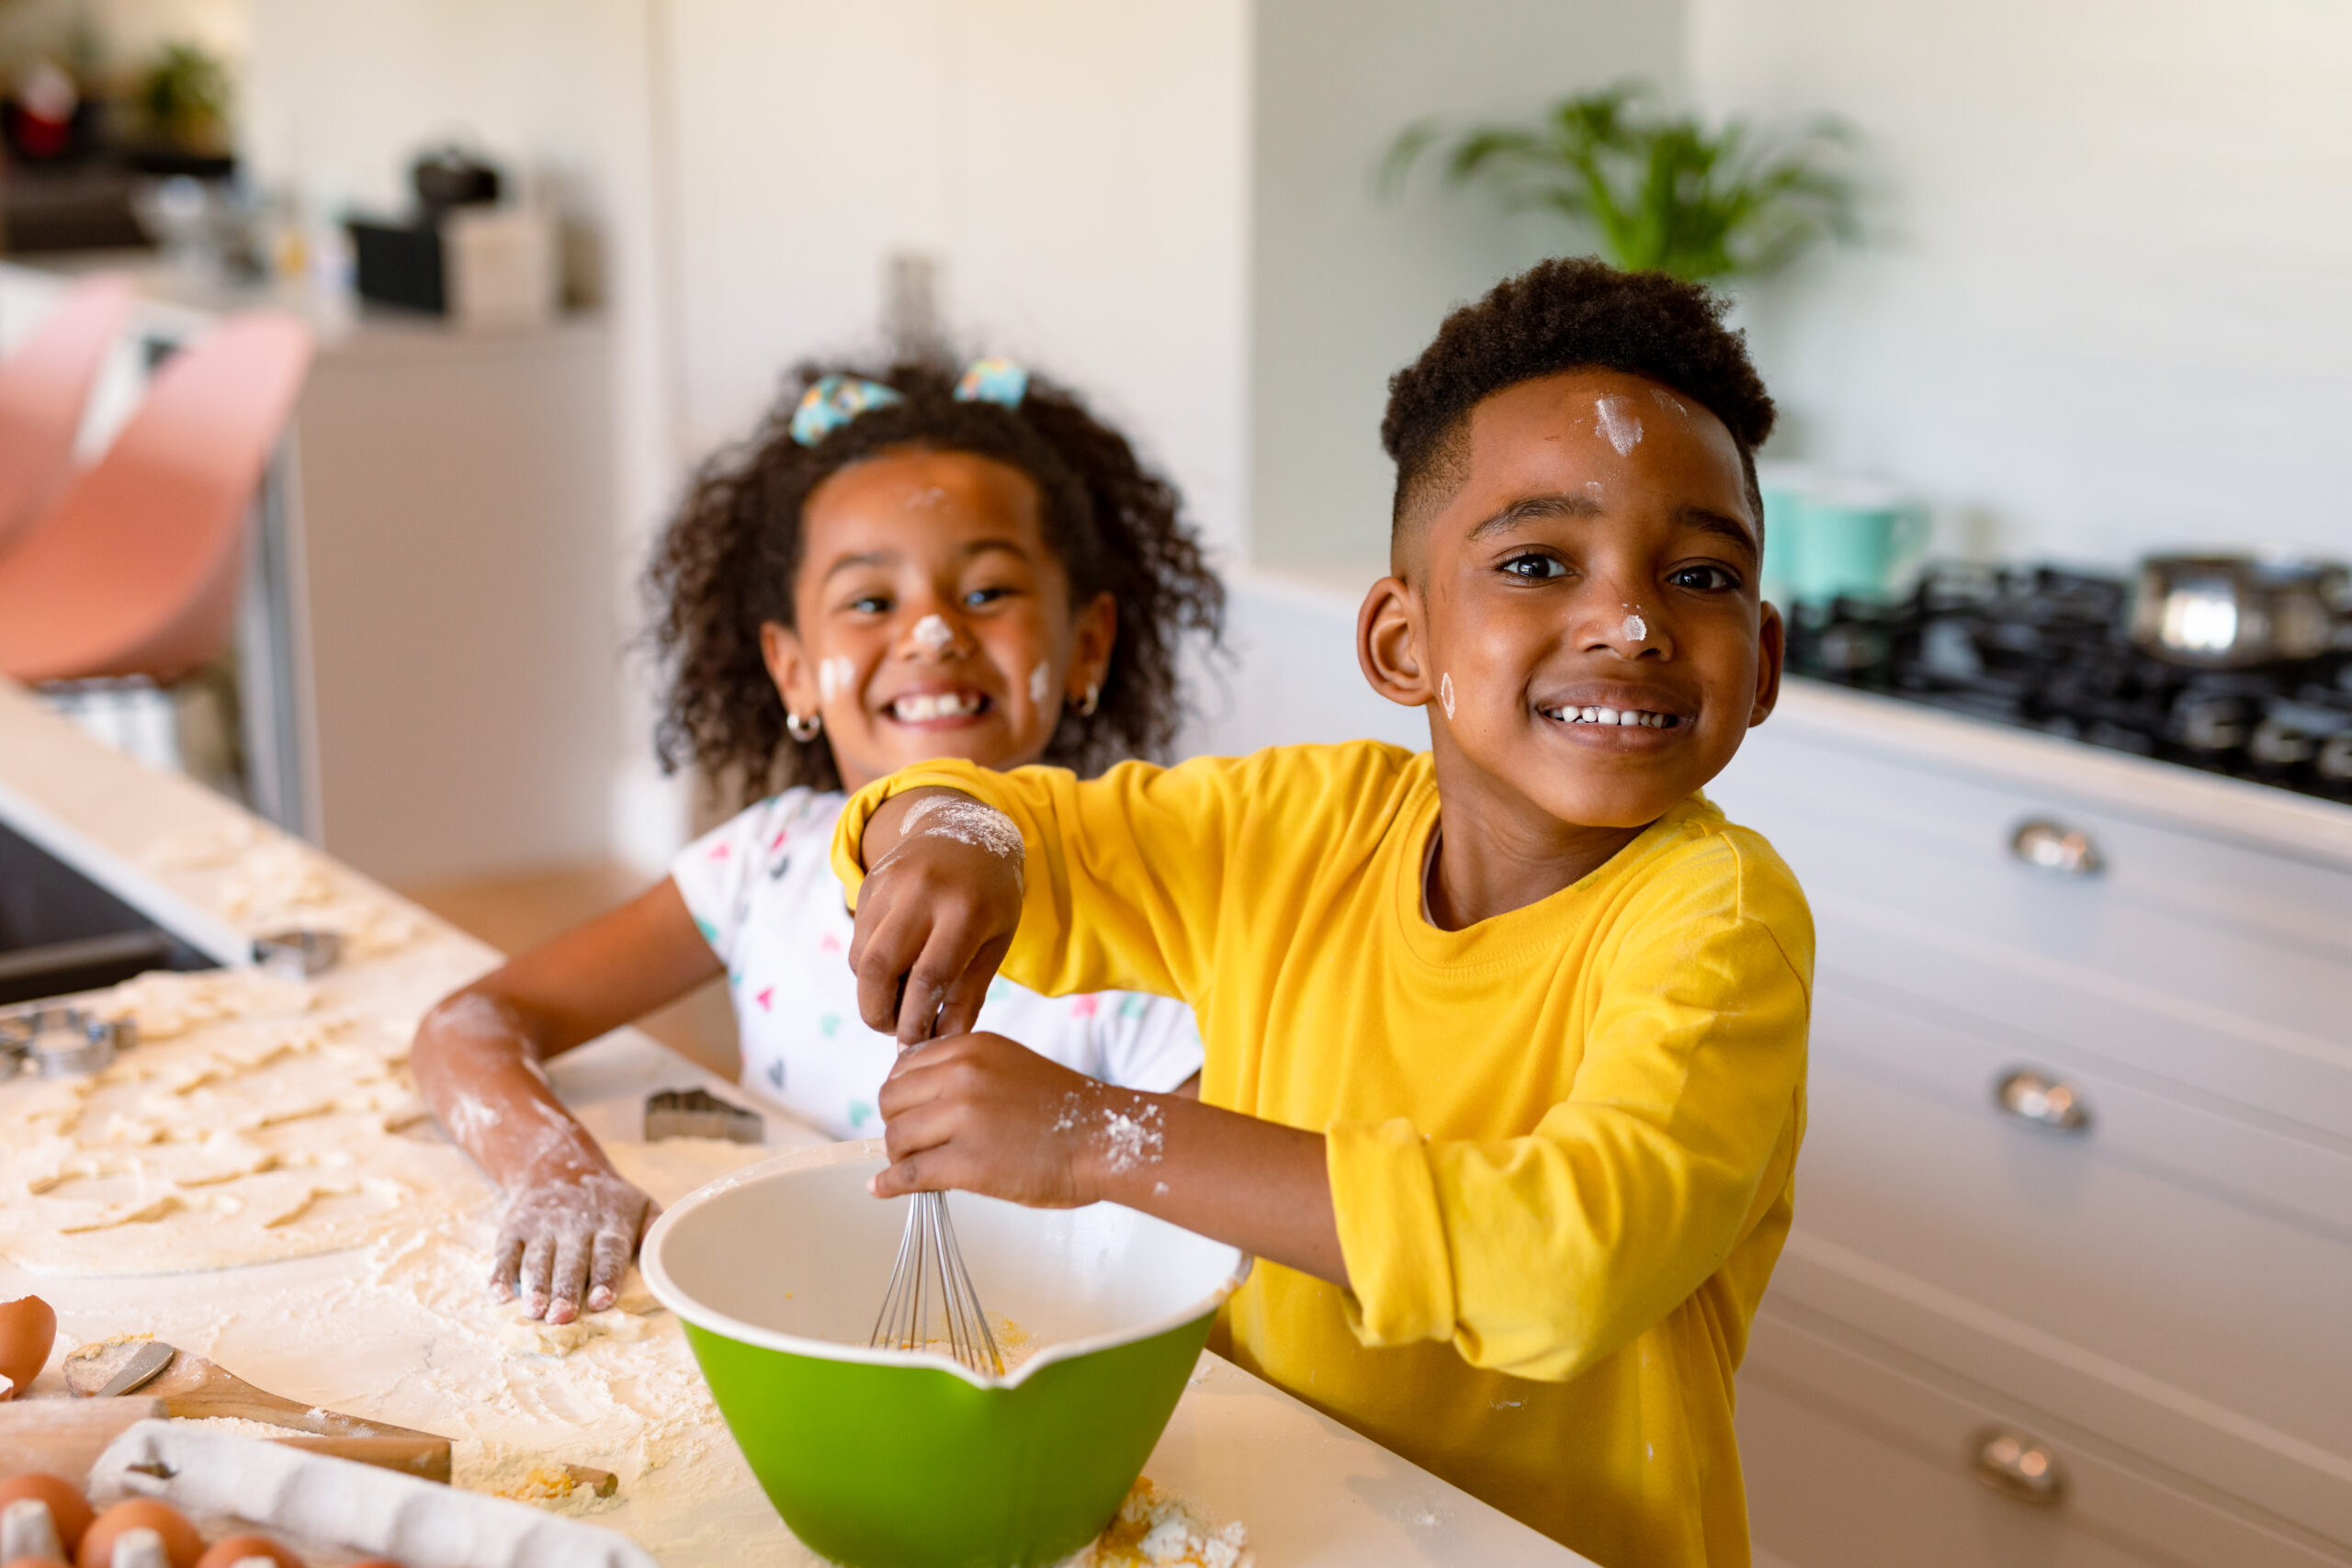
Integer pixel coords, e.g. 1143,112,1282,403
1440,672,1455,719
1594,394,1643,457
1029,660,1052,705
911,614,955,653
819,655,855,704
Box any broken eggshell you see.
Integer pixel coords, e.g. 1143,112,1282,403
0,1292,57,1399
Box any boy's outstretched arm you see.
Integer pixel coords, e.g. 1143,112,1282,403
871,1032,1348,1286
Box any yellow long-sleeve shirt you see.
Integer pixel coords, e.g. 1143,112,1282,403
834,742,1813,1568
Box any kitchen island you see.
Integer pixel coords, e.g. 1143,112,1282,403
0,678,1587,1567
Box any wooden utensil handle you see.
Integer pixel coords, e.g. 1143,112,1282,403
267,1433,453,1483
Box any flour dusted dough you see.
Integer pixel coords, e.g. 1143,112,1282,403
0,971,481,1277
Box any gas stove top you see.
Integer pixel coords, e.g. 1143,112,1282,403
1784,563,2352,806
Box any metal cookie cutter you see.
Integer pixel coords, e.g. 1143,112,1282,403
0,1006,132,1077
253,928,344,978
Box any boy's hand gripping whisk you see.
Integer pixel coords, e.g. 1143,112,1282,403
851,787,1029,1375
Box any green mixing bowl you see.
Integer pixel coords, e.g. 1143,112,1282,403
639,1138,1251,1568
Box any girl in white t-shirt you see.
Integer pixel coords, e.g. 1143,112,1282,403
413,355,1223,1324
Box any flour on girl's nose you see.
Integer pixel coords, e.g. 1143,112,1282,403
819,655,854,702
1594,395,1643,457
911,614,954,652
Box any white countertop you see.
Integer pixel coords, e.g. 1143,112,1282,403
0,679,1584,1568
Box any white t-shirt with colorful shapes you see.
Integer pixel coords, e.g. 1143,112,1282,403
669,788,1204,1141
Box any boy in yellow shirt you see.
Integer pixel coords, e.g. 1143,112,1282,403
831,258,1812,1567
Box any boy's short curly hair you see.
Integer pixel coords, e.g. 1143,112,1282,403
647,356,1224,801
1381,258,1775,558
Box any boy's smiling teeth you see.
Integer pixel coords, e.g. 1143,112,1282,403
1542,704,1681,728
890,690,988,722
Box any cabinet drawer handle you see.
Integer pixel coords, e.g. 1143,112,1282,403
1972,1427,2067,1504
1995,1069,2091,1133
2010,819,2102,876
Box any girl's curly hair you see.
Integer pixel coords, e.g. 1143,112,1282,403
646,355,1225,802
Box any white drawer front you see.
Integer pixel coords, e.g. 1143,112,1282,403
1779,1005,2352,1545
1739,1303,2349,1568
1713,734,2352,1140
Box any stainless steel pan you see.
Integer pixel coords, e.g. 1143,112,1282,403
2128,553,2349,668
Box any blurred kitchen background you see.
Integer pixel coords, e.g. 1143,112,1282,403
6,0,2346,886
6,6,2352,1564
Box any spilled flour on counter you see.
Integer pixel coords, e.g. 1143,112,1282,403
143,827,424,957
1063,1478,1252,1568
0,976,473,1277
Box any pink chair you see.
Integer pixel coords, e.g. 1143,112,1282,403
0,273,137,552
0,311,313,684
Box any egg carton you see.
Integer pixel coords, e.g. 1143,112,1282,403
89,1421,659,1568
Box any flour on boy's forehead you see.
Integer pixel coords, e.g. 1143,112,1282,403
1594,395,1643,457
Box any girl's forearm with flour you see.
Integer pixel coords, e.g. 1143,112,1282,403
413,877,724,1322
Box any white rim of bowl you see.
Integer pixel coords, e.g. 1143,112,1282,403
639,1137,1255,1391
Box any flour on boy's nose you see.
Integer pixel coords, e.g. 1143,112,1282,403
1594,394,1644,456
1621,608,1649,642
911,614,954,652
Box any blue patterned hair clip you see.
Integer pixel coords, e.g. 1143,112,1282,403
955,356,1029,410
789,374,905,446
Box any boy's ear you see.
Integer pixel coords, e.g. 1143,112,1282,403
761,621,817,716
1749,602,1786,727
1357,576,1435,709
1068,592,1117,705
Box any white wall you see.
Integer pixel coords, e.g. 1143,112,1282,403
1250,0,1686,574
1691,0,2352,568
659,0,1251,560
242,0,686,874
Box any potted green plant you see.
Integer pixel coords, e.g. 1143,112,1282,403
1382,80,1858,284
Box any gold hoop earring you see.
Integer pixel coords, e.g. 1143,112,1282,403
786,711,822,742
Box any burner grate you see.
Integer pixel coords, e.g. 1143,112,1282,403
1784,564,2352,806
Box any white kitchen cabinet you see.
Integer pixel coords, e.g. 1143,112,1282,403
1712,683,2352,1566
1737,1305,2345,1568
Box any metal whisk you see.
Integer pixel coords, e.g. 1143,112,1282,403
869,1188,1003,1375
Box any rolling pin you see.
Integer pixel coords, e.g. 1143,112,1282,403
57,1339,454,1482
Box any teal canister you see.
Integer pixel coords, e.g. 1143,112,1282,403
1756,467,1816,608
1787,482,1929,604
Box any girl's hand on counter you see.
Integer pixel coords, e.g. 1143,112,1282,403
848,788,1027,1046
491,1162,656,1324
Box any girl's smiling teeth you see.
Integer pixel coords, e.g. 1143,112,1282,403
888,688,989,723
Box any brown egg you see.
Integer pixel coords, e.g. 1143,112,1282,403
192,1537,303,1568
0,1472,92,1553
74,1500,199,1568
0,1296,57,1401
